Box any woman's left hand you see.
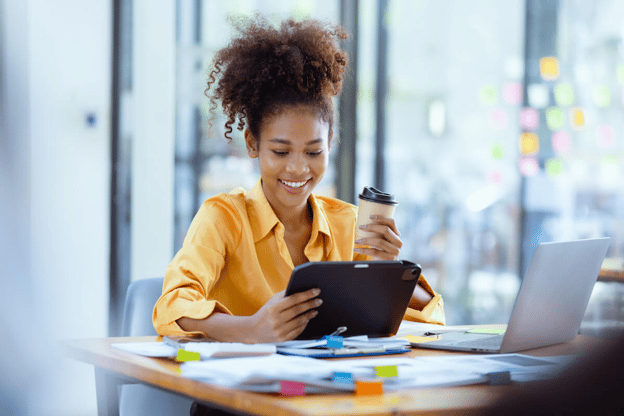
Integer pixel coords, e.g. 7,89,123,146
353,215,403,260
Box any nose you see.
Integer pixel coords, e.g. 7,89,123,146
285,153,310,175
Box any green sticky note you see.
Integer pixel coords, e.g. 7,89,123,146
176,349,201,362
491,144,504,160
554,83,574,107
593,85,611,107
546,158,563,176
617,64,624,85
467,327,506,335
376,365,398,378
479,84,498,105
546,107,564,131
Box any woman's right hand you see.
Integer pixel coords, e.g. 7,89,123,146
248,288,321,343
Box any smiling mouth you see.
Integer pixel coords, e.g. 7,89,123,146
279,179,310,189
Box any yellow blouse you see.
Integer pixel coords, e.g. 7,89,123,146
153,180,445,336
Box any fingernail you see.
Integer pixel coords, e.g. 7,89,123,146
316,299,323,306
313,288,320,295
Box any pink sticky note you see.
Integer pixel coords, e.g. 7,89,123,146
503,82,523,105
519,157,539,177
596,125,615,148
488,108,509,130
520,107,539,131
280,381,305,397
552,131,571,154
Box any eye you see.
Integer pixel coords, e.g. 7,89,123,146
272,150,288,156
307,150,323,156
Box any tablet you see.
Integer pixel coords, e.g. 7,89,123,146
285,260,421,340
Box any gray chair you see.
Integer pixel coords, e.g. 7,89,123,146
120,277,193,416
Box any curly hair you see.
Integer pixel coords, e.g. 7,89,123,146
205,15,348,142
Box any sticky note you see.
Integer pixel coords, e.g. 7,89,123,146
333,372,353,384
401,335,440,343
488,108,508,130
519,157,539,177
503,82,523,105
176,349,200,362
528,84,549,108
491,144,504,160
355,380,383,396
504,56,524,79
520,107,539,131
539,57,559,80
570,107,585,129
617,64,624,85
546,158,563,177
554,83,574,107
375,365,398,378
280,380,305,397
596,125,615,148
520,132,539,155
545,107,564,131
593,85,611,107
479,84,498,105
326,335,344,349
467,327,506,335
552,131,571,154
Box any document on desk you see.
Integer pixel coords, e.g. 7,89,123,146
112,341,276,359
180,352,572,393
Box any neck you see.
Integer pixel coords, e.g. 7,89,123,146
275,201,312,232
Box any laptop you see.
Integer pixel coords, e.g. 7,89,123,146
412,238,610,353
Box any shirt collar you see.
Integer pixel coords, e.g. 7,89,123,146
246,179,332,246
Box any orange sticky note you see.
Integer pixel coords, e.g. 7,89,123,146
355,380,383,396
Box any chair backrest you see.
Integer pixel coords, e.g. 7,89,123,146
121,277,164,337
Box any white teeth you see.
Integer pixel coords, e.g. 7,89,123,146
281,179,308,188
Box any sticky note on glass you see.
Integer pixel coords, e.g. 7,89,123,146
520,107,539,131
570,107,585,129
539,57,559,80
326,335,344,349
479,84,498,105
554,83,574,107
280,380,305,396
546,158,563,177
545,107,564,131
552,131,571,154
376,365,398,378
520,132,539,155
617,64,624,85
467,327,506,335
356,380,383,396
333,372,353,384
519,157,539,177
176,349,200,362
593,85,611,107
503,82,523,105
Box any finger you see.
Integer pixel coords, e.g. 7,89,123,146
353,245,397,261
280,287,321,311
358,223,402,246
368,215,401,237
281,296,323,322
282,310,318,340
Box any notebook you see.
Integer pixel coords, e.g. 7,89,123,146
412,238,610,353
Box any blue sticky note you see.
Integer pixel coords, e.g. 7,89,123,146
333,372,353,384
326,335,343,349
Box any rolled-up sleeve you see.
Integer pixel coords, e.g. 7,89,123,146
152,198,240,336
403,275,446,325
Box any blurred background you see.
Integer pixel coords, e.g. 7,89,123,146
1,0,623,414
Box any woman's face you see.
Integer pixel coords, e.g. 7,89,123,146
245,106,331,216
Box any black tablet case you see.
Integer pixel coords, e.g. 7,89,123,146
285,260,421,340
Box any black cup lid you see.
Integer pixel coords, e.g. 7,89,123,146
358,186,398,205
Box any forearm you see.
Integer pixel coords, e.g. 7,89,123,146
177,313,256,343
408,283,433,311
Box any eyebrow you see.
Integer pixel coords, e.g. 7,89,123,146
267,138,324,145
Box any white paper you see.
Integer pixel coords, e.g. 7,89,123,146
112,342,177,358
184,342,276,358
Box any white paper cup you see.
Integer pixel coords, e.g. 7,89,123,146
355,187,398,241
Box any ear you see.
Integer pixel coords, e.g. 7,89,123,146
244,129,258,158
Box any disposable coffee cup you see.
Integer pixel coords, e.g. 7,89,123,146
356,187,398,241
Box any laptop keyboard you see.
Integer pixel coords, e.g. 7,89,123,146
446,335,504,350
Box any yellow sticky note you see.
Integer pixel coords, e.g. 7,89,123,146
375,365,398,378
467,327,506,335
401,335,440,343
176,349,200,362
570,107,585,129
520,132,539,155
540,57,559,80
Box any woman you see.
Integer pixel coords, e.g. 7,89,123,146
153,16,445,345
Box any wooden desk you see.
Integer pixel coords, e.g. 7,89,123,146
63,335,603,416
599,257,624,283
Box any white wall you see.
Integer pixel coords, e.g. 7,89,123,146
2,0,112,414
